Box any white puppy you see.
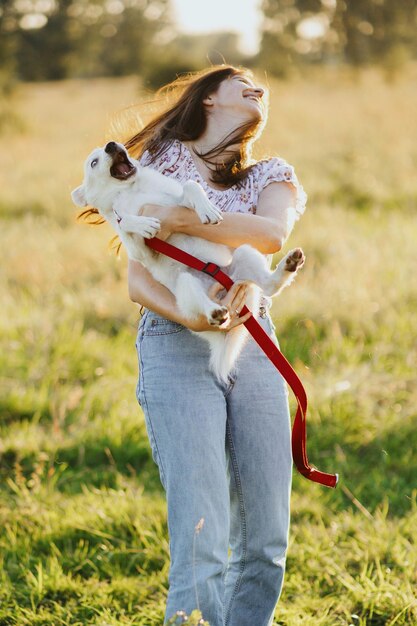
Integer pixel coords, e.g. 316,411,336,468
72,141,305,382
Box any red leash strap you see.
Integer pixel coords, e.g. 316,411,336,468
145,237,338,488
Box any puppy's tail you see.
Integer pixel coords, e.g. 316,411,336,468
209,326,249,384
209,284,261,383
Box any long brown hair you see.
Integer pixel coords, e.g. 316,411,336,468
125,64,268,188
78,65,268,234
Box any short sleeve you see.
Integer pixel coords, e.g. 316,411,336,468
258,157,307,220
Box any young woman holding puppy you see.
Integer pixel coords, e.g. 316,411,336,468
125,65,307,626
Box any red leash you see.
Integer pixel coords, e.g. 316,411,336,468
145,237,338,488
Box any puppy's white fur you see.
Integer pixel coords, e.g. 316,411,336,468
72,141,304,382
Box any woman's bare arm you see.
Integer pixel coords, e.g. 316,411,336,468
139,181,298,254
128,259,252,331
128,259,184,323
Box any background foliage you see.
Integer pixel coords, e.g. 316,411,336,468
1,0,417,87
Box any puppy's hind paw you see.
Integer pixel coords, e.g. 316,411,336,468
208,306,230,326
284,248,305,272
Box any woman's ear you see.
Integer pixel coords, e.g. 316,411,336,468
202,95,214,107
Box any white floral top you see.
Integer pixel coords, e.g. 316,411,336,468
138,139,307,219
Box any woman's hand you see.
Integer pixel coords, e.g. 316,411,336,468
139,203,180,241
184,282,252,332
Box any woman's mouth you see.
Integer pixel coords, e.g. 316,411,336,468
244,95,261,105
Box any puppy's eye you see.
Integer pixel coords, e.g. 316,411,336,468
91,158,98,168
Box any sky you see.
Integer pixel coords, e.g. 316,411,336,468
170,0,263,55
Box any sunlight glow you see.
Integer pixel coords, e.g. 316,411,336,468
171,0,263,55
296,14,330,40
19,12,48,29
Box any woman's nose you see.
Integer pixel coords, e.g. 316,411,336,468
253,87,264,98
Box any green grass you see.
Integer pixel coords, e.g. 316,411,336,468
1,67,416,624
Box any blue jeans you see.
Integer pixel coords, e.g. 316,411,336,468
135,309,292,626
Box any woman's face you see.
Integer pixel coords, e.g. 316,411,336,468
207,74,266,122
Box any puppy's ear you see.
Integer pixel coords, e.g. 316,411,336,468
71,185,87,207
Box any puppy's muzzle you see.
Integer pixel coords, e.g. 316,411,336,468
105,141,118,155
106,142,137,180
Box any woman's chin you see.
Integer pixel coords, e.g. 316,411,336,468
244,102,264,122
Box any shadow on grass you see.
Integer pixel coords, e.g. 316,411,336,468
0,432,165,496
2,407,415,518
292,410,417,520
30,525,167,578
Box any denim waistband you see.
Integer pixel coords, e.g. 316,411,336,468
140,296,272,325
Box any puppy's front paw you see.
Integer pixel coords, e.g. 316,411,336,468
182,180,223,224
208,306,230,326
204,202,223,225
196,199,223,225
138,217,161,239
284,248,305,272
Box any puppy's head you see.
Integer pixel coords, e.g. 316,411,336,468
71,141,137,211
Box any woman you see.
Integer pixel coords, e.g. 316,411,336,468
126,65,306,626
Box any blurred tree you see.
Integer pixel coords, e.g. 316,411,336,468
0,0,24,134
0,0,19,90
141,31,248,89
332,0,417,68
258,0,417,77
1,0,174,81
5,0,416,84
17,0,74,80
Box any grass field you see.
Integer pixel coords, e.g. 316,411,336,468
0,66,416,625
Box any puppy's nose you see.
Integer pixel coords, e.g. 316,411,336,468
105,141,117,154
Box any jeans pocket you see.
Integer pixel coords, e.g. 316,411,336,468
264,314,280,347
143,317,186,336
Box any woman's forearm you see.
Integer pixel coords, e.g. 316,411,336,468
172,208,282,253
128,259,185,324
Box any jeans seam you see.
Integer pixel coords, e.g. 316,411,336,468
224,421,247,626
137,333,167,490
224,377,235,398
143,328,185,336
